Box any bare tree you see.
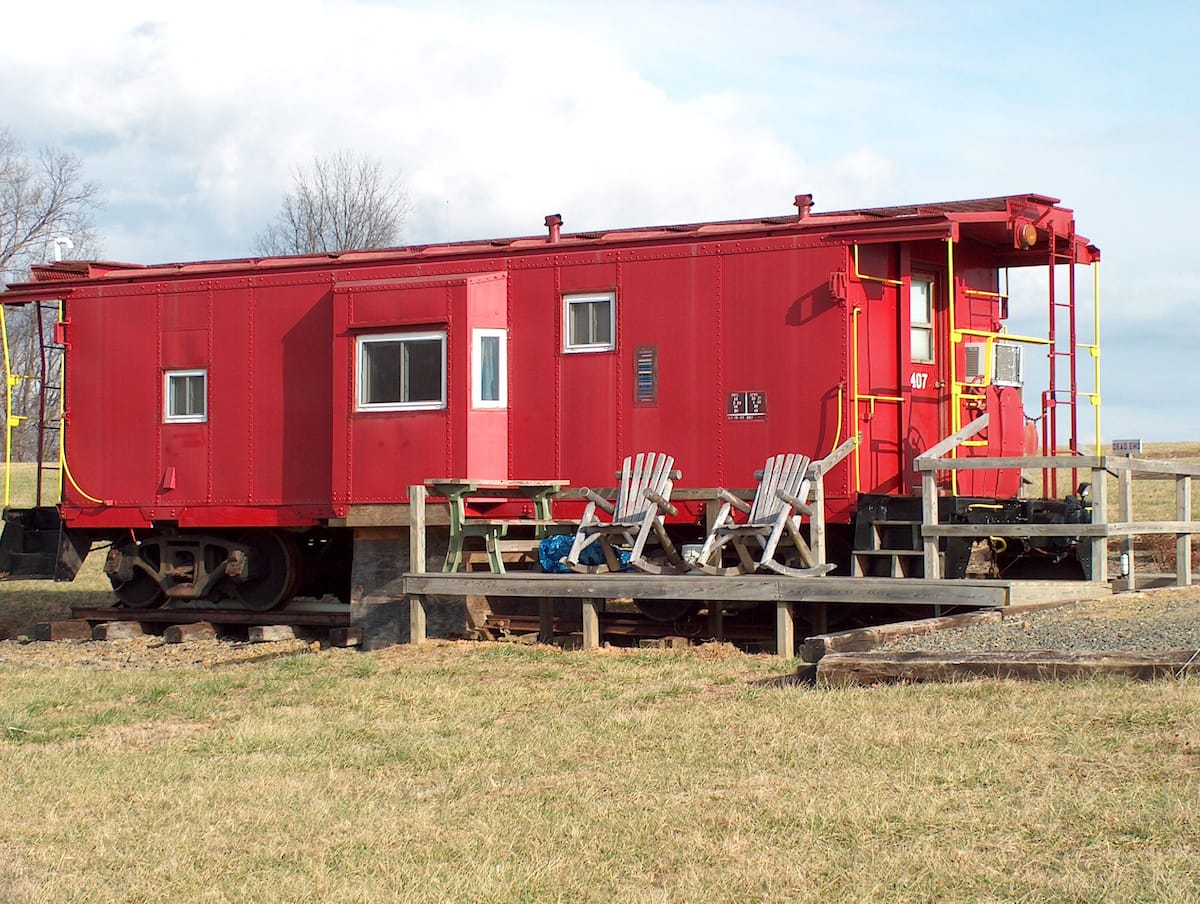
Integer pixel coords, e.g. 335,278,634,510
0,128,102,465
254,151,410,256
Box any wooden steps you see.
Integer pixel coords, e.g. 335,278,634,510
852,519,936,578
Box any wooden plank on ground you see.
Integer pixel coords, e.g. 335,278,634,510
34,620,93,641
248,625,296,643
803,610,1002,661
92,621,145,641
817,650,1199,685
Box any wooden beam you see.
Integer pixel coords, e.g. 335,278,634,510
538,598,555,643
923,523,1109,538
402,572,1009,608
1106,457,1200,477
818,650,1200,686
914,413,990,464
918,455,1107,472
803,609,1002,661
330,503,451,527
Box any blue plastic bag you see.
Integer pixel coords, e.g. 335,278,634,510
538,534,631,572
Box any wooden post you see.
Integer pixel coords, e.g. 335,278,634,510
811,468,827,566
538,598,555,643
409,485,428,644
581,599,600,650
1090,465,1108,583
922,470,940,580
1178,475,1193,587
776,601,795,657
1119,468,1134,589
706,602,724,641
811,602,828,636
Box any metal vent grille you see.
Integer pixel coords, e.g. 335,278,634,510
963,344,987,381
993,343,1024,387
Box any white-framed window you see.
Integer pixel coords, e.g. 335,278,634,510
472,328,508,408
563,291,615,352
164,369,207,423
357,331,447,411
910,278,934,363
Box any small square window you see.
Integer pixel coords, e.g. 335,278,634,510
357,331,446,411
473,328,507,408
563,292,615,352
164,370,207,423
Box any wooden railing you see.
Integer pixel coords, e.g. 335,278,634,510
915,415,1200,585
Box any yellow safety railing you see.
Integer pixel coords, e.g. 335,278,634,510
1,304,15,508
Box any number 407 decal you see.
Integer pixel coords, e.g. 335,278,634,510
909,372,929,390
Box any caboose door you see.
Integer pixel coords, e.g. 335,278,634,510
903,270,946,492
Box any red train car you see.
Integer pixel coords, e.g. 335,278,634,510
0,193,1100,612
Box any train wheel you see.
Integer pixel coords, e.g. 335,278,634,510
232,531,301,611
109,542,167,609
111,570,167,608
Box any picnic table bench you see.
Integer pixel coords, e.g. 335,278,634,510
426,479,573,573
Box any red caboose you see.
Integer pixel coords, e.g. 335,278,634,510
0,193,1100,615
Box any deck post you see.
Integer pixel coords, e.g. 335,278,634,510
408,485,428,644
538,598,555,643
706,602,724,641
1090,465,1108,583
776,601,795,657
1119,468,1134,589
811,469,827,565
811,602,828,636
1178,475,1193,587
581,599,600,650
921,470,940,580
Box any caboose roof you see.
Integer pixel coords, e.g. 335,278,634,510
2,192,1099,300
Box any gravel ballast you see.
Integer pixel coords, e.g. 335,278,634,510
876,586,1200,654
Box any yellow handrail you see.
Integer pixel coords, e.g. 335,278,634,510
55,301,107,506
1,305,13,508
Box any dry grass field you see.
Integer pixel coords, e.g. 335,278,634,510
1,455,1199,901
1,641,1198,903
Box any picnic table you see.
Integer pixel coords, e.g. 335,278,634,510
425,479,573,573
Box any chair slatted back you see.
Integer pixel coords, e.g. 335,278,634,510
747,454,811,525
614,452,676,521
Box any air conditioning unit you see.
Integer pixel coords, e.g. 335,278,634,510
992,342,1024,387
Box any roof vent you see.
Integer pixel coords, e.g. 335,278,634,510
794,194,814,220
545,213,563,243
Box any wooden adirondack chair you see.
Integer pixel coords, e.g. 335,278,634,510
693,453,835,577
561,452,688,575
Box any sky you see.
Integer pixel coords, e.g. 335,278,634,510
1,0,1197,441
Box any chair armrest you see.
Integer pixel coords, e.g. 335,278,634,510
717,488,751,513
776,488,813,516
643,488,678,517
580,487,616,514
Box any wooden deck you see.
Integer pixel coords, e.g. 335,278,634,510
401,572,1096,656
